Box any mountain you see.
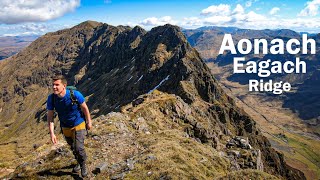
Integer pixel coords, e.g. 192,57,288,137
0,35,38,60
184,26,320,179
0,21,304,179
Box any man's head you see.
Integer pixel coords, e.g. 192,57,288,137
52,75,67,95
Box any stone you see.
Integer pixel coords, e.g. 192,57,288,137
126,159,135,170
145,155,157,161
93,135,100,140
95,162,108,174
111,172,126,180
115,122,129,133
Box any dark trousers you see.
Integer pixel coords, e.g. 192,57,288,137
64,129,87,164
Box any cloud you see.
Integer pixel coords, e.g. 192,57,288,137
204,16,232,24
140,16,176,26
2,31,39,37
180,3,320,33
104,0,112,4
298,0,320,16
201,4,231,16
0,22,74,37
0,0,80,24
233,4,245,14
269,7,280,15
181,17,202,27
199,4,267,26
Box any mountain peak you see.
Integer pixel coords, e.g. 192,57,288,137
76,20,103,28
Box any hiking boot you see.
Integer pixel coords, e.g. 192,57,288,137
81,163,88,177
72,163,81,173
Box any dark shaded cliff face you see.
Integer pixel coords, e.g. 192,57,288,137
0,21,304,179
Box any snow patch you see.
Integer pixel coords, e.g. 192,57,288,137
127,76,133,81
134,75,144,84
148,75,170,94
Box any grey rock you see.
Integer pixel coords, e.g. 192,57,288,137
145,155,157,161
95,162,108,174
115,122,129,133
126,159,135,170
93,135,100,140
111,172,126,180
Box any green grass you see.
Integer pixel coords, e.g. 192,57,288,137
282,132,320,179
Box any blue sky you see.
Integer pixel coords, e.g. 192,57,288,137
0,0,319,36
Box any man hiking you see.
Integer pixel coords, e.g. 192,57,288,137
47,75,92,177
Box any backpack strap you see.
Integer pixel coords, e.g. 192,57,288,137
69,89,79,106
70,89,87,134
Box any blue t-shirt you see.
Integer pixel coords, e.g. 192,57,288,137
47,89,85,128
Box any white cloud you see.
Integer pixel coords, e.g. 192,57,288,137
204,16,232,24
104,0,112,4
0,22,75,37
140,16,176,26
0,0,80,24
198,4,268,26
201,4,231,16
2,31,39,37
233,4,245,14
246,11,266,22
269,7,280,15
181,17,202,27
298,0,320,16
179,4,320,33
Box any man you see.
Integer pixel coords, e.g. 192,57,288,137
47,75,92,177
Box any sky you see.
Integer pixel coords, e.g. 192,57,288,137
0,0,319,36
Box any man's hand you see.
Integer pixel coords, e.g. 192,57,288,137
80,102,92,131
86,121,92,130
51,134,58,144
47,110,57,144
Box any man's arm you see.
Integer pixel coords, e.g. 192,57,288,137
80,102,92,130
47,110,57,144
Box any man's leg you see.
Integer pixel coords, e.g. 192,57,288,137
63,130,81,173
74,129,87,177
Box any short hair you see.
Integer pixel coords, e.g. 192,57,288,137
52,75,67,85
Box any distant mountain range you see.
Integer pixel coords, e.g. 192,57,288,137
0,35,39,60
